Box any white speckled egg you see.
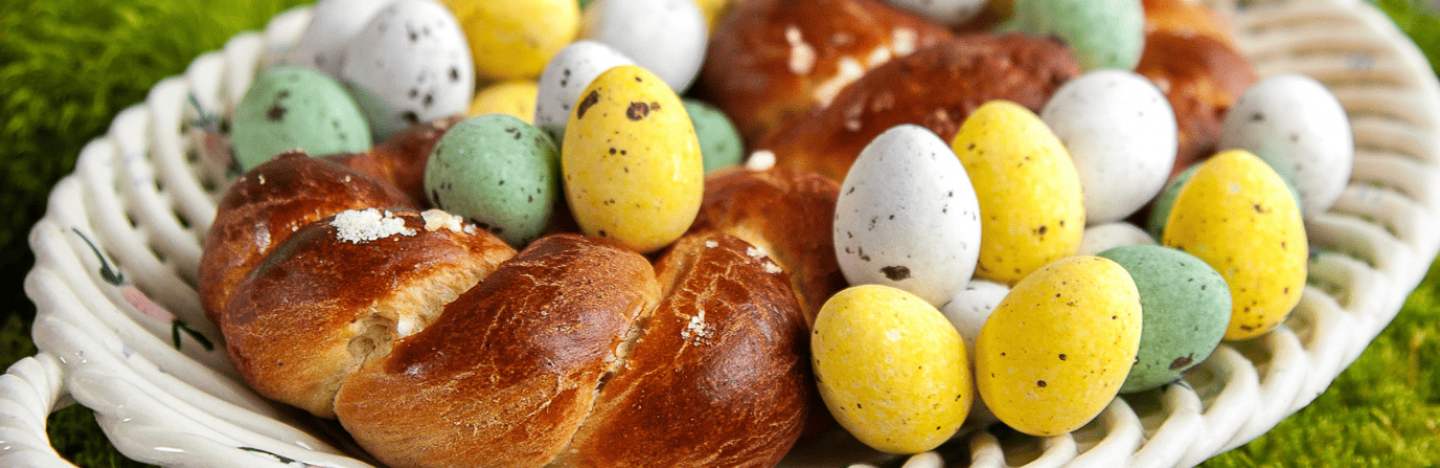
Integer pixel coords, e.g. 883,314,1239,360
940,280,1008,353
533,40,636,142
341,0,475,141
1219,73,1354,218
1042,70,1177,224
834,124,981,307
939,279,1009,428
1077,222,1157,256
884,0,986,25
580,0,707,93
282,0,394,77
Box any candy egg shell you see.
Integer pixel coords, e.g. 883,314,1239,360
939,279,1009,427
1042,70,1177,224
1077,222,1156,256
1150,162,1302,238
1096,245,1230,393
1004,0,1144,71
1219,73,1354,218
425,114,559,247
232,65,372,171
682,99,745,174
812,284,971,454
581,0,708,93
533,40,636,142
951,100,1085,286
1162,149,1307,340
440,0,579,81
468,80,539,122
975,256,1141,437
282,0,393,77
693,0,733,31
561,65,703,254
884,0,986,25
1146,164,1200,239
834,125,981,307
940,279,1008,353
341,0,475,141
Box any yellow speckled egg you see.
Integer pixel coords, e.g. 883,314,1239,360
975,256,1141,437
694,0,733,31
951,100,1085,285
1162,149,1307,340
441,0,579,80
468,80,539,122
812,284,971,454
562,65,703,253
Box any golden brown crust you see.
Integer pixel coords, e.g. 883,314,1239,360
1142,0,1236,46
332,234,661,468
198,151,418,325
763,33,1082,182
220,210,515,418
325,116,463,206
553,232,810,468
1134,30,1257,175
696,0,953,144
690,167,844,326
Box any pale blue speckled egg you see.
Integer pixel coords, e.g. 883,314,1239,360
682,99,744,174
1004,0,1145,71
1097,244,1230,393
425,114,560,247
232,65,372,170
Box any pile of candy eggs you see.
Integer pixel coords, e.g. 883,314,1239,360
215,0,1357,457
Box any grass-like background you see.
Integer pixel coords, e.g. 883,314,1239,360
0,0,1436,466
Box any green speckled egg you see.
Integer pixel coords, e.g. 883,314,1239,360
682,99,744,174
1003,0,1145,71
232,65,372,170
1097,245,1231,393
425,114,560,247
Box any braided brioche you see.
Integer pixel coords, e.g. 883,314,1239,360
203,137,836,468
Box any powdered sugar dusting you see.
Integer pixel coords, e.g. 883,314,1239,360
746,150,776,171
332,208,416,243
681,310,713,342
704,240,719,248
813,56,865,106
746,245,769,259
786,25,816,75
764,262,783,275
421,209,465,233
892,28,918,55
866,46,892,67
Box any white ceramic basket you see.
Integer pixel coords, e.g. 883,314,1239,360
5,0,1439,467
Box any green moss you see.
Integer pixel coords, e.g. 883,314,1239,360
1369,0,1440,77
1203,259,1440,467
